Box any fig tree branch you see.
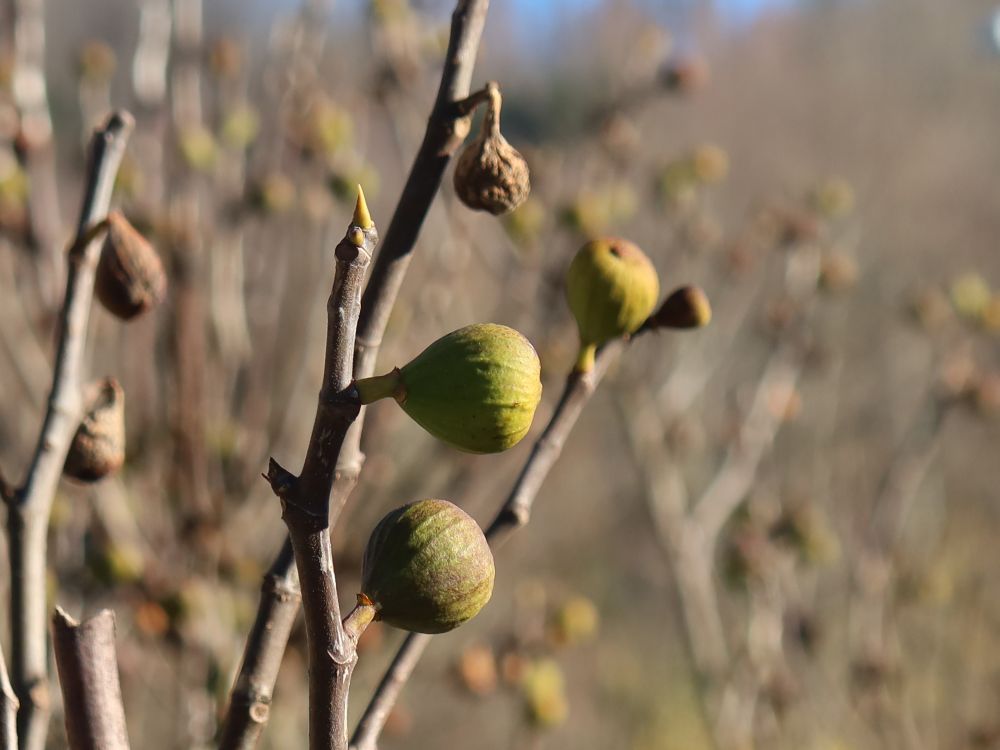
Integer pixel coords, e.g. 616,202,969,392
0,644,16,750
5,111,133,750
220,2,491,744
51,609,130,750
265,207,377,750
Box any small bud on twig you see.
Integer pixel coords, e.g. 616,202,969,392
645,285,712,330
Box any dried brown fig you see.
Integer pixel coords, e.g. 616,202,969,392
95,211,166,320
64,378,125,482
453,82,530,215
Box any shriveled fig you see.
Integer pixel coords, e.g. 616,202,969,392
565,238,660,371
64,377,125,482
361,498,495,634
453,82,530,215
355,323,542,454
95,211,166,320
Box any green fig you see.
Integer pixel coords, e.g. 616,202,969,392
355,323,542,453
361,499,495,634
565,238,660,371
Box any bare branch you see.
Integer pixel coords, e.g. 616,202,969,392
346,0,491,462
349,632,431,750
350,341,625,750
51,609,130,750
267,208,376,750
222,2,492,744
218,541,299,750
6,111,133,750
0,643,17,750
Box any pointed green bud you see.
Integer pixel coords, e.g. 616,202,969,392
565,238,660,371
354,184,373,229
355,323,542,453
361,499,495,634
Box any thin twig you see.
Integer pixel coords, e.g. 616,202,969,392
51,609,130,750
345,0,491,463
0,643,17,750
264,206,376,750
349,341,625,750
220,2,491,745
217,542,299,750
6,111,133,750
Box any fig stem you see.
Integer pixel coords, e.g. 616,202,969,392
574,343,597,374
354,369,404,405
342,603,377,643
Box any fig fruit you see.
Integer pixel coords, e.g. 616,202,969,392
565,238,660,371
64,377,125,482
361,498,495,634
95,211,166,320
355,323,542,453
453,82,530,215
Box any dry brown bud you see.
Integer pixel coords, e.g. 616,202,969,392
648,285,712,330
454,83,530,215
64,378,125,482
96,211,167,320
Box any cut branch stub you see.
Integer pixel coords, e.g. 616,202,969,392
354,323,542,453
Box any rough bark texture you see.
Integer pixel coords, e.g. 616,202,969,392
6,111,133,750
51,609,130,750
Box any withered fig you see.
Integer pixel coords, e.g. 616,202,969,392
95,211,167,320
361,499,495,634
64,377,125,482
355,323,542,454
566,238,660,371
453,82,530,215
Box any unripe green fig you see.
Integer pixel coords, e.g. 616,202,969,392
565,238,660,371
355,323,542,453
361,499,495,634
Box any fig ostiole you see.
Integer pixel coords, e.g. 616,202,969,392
354,323,542,454
360,499,495,634
565,238,660,372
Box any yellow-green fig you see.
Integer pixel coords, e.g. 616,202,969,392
361,499,495,634
355,323,542,453
566,238,660,371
